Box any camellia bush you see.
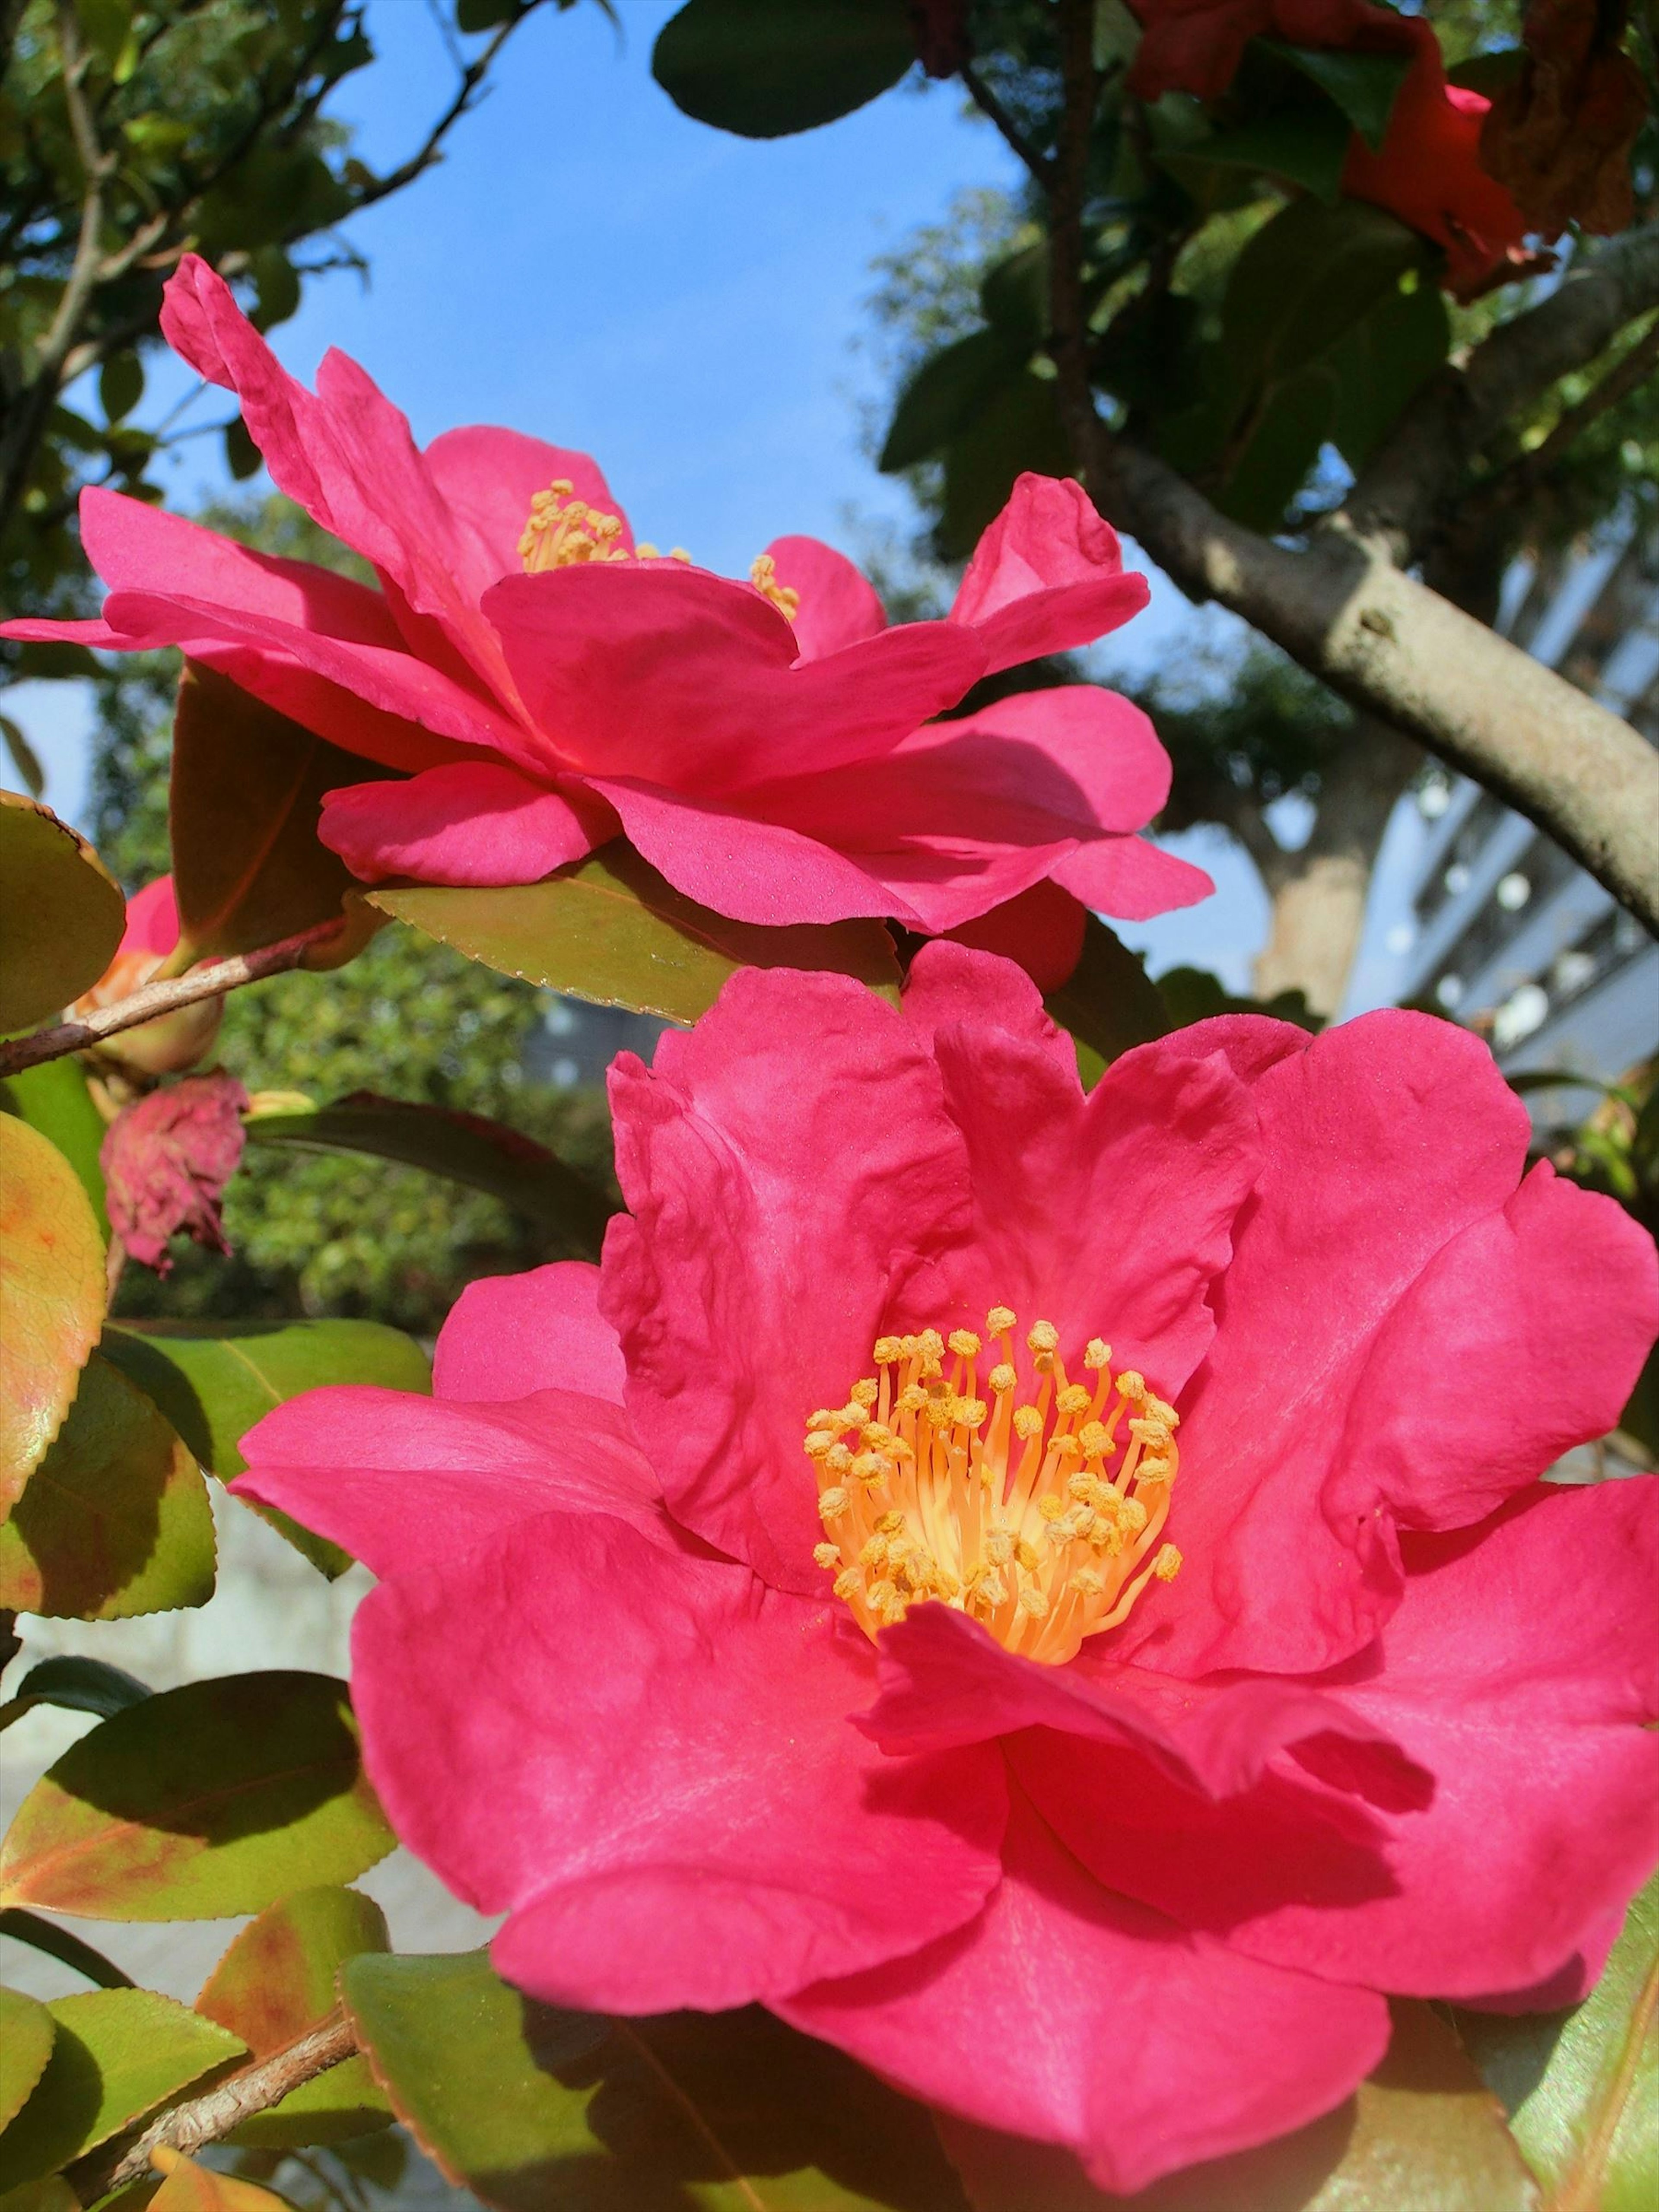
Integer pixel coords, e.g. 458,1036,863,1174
0,4,1656,2211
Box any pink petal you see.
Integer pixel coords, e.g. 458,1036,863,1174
900,940,1078,1084
189,646,471,778
485,563,983,790
777,1793,1389,2196
861,1599,1398,1797
350,1508,1007,2009
601,968,971,1592
317,763,612,886
589,778,913,925
101,1071,247,1273
949,474,1150,674
433,1261,625,1405
1033,1480,1659,2006
1120,1010,1538,1678
1051,833,1216,921
233,1384,671,1574
421,425,631,595
761,534,886,661
118,876,181,960
941,880,1088,991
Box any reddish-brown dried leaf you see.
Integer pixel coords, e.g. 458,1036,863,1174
1480,0,1649,234
101,1072,249,1273
0,1116,105,1518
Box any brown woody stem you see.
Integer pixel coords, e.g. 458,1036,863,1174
0,919,345,1080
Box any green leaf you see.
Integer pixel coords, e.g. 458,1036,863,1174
9,1656,151,1723
168,664,391,969
0,1117,106,1519
0,1907,135,1990
99,1316,431,1576
73,0,133,77
0,1354,215,1621
1259,42,1411,151
196,1888,391,2148
1043,916,1170,1089
98,356,144,427
652,0,914,140
0,1990,242,2191
881,329,1032,474
0,714,45,799
1168,102,1353,202
456,0,520,27
340,1951,969,2211
1220,196,1425,397
369,841,902,1024
147,2153,293,2212
940,2002,1537,2209
937,370,1072,559
222,418,262,483
1327,274,1450,472
979,242,1049,346
0,1989,55,2133
0,1057,111,1241
246,249,300,334
243,1094,614,1257
1453,1871,1658,2212
0,793,125,1033
1216,364,1335,531
0,1673,394,1921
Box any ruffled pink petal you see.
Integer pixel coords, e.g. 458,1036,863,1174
777,1793,1389,2196
351,1508,1007,2011
485,563,983,790
1033,1480,1659,2005
924,1021,1262,1400
118,876,181,960
1051,833,1216,922
1120,1010,1538,1678
233,1385,672,1574
761,535,886,661
949,475,1150,675
317,762,612,886
433,1262,624,1405
942,880,1088,991
862,1599,1398,1796
899,940,1078,1085
421,425,631,595
601,969,971,1592
179,645,471,777
588,778,914,926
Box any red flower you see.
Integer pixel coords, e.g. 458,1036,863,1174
1128,2,1529,294
72,876,223,1077
237,950,1659,2190
102,1068,248,1271
4,258,1209,981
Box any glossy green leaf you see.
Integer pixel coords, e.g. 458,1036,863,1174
0,1354,215,1621
0,1990,242,2191
0,1673,394,1921
937,370,1072,558
99,1318,432,1577
98,356,144,427
1169,104,1352,203
0,1118,106,1519
369,842,902,1023
1328,276,1450,471
653,0,914,140
168,665,391,969
1454,1871,1658,2212
243,1094,614,1256
0,715,45,801
0,794,125,1034
197,1888,391,2148
941,2002,1537,2209
1220,197,1425,398
0,1989,55,2133
1044,916,1170,1089
5,1656,151,1724
881,329,1032,474
1260,42,1411,150
0,1058,111,1240
341,1951,970,2211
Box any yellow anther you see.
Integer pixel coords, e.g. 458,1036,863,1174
519,481,632,575
817,1487,849,1521
1017,1586,1050,1619
958,1398,988,1430
1016,1537,1041,1571
1084,1339,1112,1370
803,1431,835,1460
873,1336,903,1365
1130,1416,1172,1447
1153,1544,1184,1582
1027,1320,1060,1355
1013,1405,1044,1441
806,1408,842,1432
977,1569,1008,1608
1038,1495,1066,1523
924,1397,957,1430
1056,1385,1091,1417
918,1329,945,1361
986,1306,1017,1337
813,1542,841,1569
859,1534,890,1569
850,1452,887,1484
1121,1496,1149,1534
896,1384,928,1414
866,1577,898,1613
948,1329,982,1358
851,1379,879,1409
1067,1470,1100,1503
1074,1567,1105,1597
988,1363,1017,1395
984,1528,1014,1566
1116,1370,1147,1401
1135,1455,1174,1486
1090,1519,1125,1555
635,540,660,558
669,546,691,562
1147,1396,1180,1430
877,1510,906,1535
749,552,801,620
862,1421,894,1447
1050,1434,1082,1460
1078,1421,1113,1458
824,1443,853,1476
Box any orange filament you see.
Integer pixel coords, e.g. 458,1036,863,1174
518,483,799,625
805,1311,1181,1666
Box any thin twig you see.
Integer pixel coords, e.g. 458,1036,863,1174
960,59,1057,187
0,919,347,1080
1046,0,1100,463
1482,312,1659,511
72,2010,359,2200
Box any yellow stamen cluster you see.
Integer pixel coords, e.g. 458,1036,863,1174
804,1310,1182,1665
748,553,801,621
518,483,801,627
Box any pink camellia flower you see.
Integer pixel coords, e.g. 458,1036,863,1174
72,875,223,1077
102,1068,248,1271
2,257,1210,988
235,948,1658,2193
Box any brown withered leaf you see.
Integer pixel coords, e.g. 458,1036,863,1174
1481,0,1650,235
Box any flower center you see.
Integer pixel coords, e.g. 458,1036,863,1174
516,482,802,625
804,1309,1181,1667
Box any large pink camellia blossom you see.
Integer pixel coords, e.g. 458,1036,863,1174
2,258,1209,985
235,948,1659,2193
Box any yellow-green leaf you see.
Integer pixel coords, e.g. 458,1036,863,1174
369,841,902,1024
0,1989,56,2132
0,1118,106,1518
147,2150,290,2212
0,795,124,1034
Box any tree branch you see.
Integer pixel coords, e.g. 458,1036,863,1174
0,919,348,1080
70,2010,358,2201
960,60,1056,188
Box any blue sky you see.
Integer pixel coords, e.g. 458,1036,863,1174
12,0,1310,992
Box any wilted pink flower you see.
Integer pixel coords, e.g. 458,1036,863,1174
73,876,222,1077
102,1069,248,1271
236,950,1658,2192
3,257,1210,987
